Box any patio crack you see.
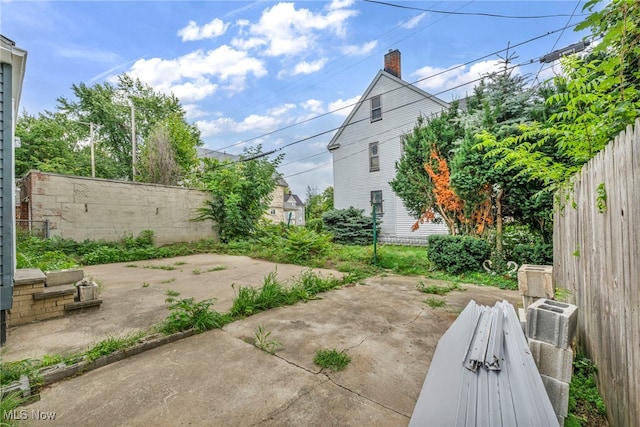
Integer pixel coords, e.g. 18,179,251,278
323,373,410,419
251,379,331,426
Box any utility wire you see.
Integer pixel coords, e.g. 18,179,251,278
363,0,588,19
532,0,583,86
215,21,584,153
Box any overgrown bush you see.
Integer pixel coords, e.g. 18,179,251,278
161,290,231,334
427,235,490,274
511,243,553,265
284,227,332,264
322,207,379,245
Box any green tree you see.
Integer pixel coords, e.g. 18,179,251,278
196,146,283,242
390,105,464,224
56,74,201,181
15,111,119,178
478,0,640,194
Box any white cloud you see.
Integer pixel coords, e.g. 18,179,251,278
301,99,324,114
292,58,327,75
170,78,218,102
412,60,516,100
236,1,358,57
268,103,297,117
341,40,377,56
183,104,210,120
401,12,426,29
328,95,360,117
177,18,230,41
124,45,267,101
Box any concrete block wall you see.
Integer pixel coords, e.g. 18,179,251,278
21,171,218,245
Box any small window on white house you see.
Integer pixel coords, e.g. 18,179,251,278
371,95,382,121
270,209,276,215
369,142,380,172
371,190,383,215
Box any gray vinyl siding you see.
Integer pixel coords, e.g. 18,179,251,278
332,72,449,240
0,62,12,293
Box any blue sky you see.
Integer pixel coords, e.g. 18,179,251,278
2,0,592,197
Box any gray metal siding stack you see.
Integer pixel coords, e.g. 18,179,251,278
409,300,558,426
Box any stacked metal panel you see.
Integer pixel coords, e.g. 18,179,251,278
409,300,558,427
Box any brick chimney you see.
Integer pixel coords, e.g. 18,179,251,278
384,49,401,79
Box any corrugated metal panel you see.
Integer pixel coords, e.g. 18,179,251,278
409,300,558,427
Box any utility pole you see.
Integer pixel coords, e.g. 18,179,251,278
90,122,95,178
131,103,136,181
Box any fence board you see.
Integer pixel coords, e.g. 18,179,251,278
554,118,640,427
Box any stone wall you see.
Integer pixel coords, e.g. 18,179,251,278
19,171,217,245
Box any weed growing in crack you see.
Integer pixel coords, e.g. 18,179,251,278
85,332,145,361
160,290,231,334
424,297,446,308
416,280,458,295
254,324,282,354
314,348,351,371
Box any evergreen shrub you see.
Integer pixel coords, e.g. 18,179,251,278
322,207,379,245
427,235,490,274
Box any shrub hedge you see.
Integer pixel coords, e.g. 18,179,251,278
427,235,490,274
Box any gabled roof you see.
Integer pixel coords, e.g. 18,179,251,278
284,193,304,207
327,69,449,151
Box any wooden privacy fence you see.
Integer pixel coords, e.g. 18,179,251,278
554,118,640,427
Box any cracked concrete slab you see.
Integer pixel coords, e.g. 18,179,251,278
15,257,520,426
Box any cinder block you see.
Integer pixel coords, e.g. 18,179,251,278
46,269,84,287
541,374,569,418
557,415,565,426
518,264,554,298
529,339,574,383
518,307,527,333
526,299,577,349
77,283,98,302
522,295,540,311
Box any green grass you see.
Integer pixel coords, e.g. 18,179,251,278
254,324,282,354
0,391,25,426
161,278,176,284
416,280,459,295
566,357,607,426
424,297,446,308
85,332,145,361
144,264,176,271
313,348,351,371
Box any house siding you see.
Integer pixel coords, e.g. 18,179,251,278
331,72,449,242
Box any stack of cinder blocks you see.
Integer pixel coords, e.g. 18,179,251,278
518,265,578,427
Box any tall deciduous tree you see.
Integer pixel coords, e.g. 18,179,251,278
478,0,640,196
196,146,283,242
56,74,201,181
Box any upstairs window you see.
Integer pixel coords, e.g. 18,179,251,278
369,142,380,172
371,190,383,215
371,95,382,122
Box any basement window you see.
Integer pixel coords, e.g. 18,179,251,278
371,95,382,122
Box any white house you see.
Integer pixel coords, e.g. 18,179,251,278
327,50,449,245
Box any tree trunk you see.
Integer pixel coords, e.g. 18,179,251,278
496,187,504,252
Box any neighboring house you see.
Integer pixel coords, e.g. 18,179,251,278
327,49,449,245
266,177,288,224
284,193,305,226
0,35,27,344
195,148,299,226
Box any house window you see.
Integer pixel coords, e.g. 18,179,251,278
371,190,383,215
369,142,380,172
371,95,382,122
270,209,276,215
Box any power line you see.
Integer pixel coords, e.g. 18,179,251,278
215,21,584,153
363,0,588,19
